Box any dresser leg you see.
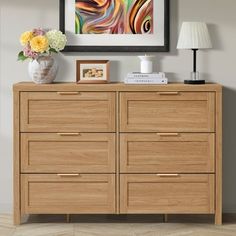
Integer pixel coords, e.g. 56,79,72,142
215,213,222,225
66,214,70,223
14,212,21,225
163,214,168,223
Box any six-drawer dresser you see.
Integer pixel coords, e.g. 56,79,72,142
13,82,222,225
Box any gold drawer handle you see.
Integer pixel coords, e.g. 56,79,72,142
57,133,81,136
158,92,180,95
57,92,81,95
57,174,80,177
157,174,180,177
157,133,179,137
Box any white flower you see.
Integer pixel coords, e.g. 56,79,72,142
46,30,67,52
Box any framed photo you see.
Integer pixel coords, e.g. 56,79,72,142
59,0,169,52
76,60,110,83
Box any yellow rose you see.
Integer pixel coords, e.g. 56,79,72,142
30,36,49,53
20,31,33,46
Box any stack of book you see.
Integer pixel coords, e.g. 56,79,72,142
124,72,168,84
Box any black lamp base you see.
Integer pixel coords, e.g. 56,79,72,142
184,80,205,85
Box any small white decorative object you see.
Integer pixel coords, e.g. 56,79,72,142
28,56,58,84
138,55,155,73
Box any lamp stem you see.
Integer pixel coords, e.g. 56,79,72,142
192,49,198,72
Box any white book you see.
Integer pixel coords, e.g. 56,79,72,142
127,72,165,79
124,77,168,84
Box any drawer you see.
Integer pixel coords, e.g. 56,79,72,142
120,174,214,214
20,92,116,132
21,174,115,214
120,133,215,173
120,92,215,132
21,133,115,173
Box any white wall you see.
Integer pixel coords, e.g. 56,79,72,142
1,0,236,213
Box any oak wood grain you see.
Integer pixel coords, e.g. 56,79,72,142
13,83,222,225
215,90,222,225
120,133,215,173
20,92,116,132
21,133,116,173
21,174,115,214
120,174,215,214
13,90,21,225
13,82,222,92
120,92,215,132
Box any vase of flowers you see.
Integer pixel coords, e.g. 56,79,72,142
18,28,67,84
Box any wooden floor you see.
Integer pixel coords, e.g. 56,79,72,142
1,214,236,236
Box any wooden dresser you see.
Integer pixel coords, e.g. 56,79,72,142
13,82,222,225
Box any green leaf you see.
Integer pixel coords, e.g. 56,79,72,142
17,51,28,61
49,48,58,53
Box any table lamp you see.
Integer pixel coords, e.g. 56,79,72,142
177,22,212,84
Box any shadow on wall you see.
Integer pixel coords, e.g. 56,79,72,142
55,54,72,82
153,0,179,76
208,24,224,51
201,23,223,83
222,87,236,212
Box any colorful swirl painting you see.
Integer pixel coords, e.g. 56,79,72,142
75,0,153,34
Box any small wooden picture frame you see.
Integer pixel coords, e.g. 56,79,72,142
76,60,110,83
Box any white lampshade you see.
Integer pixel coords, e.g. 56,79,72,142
177,22,212,49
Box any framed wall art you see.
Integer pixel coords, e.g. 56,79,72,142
76,60,110,83
59,0,169,52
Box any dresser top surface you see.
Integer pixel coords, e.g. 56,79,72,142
13,82,222,92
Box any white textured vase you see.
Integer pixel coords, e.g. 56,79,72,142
28,56,58,84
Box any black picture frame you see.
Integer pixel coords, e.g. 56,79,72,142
59,0,169,52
